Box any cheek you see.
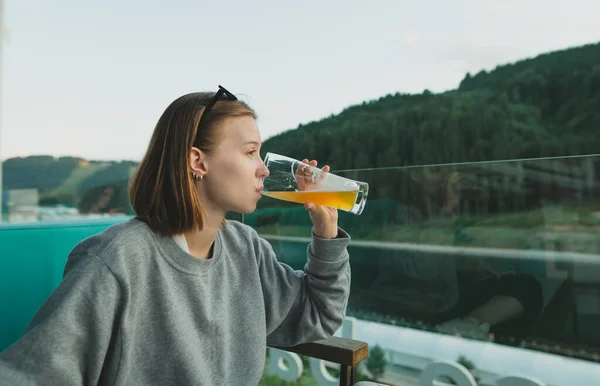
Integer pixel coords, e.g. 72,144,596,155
209,154,256,189
208,165,247,195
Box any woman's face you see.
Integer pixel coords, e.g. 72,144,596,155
199,115,270,215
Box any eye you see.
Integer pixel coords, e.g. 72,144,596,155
248,150,257,156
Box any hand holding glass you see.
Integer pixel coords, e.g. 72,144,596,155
260,153,369,215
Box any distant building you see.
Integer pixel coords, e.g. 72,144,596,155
6,188,39,223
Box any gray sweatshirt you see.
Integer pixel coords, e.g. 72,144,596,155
0,219,351,385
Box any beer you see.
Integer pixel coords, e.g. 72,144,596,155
263,190,359,211
261,152,369,215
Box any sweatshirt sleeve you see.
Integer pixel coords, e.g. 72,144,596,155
0,253,122,386
257,227,351,347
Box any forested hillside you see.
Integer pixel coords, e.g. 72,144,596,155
261,42,600,168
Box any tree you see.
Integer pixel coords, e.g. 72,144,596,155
457,355,480,384
365,344,387,380
441,355,481,385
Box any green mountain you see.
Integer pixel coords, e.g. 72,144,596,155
261,41,600,169
2,41,599,216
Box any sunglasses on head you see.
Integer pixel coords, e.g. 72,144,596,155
196,85,238,134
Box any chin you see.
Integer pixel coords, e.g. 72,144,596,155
234,204,258,215
241,207,258,214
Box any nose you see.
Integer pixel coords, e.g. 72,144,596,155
261,163,270,178
258,160,270,178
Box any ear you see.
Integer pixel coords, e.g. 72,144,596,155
190,146,208,178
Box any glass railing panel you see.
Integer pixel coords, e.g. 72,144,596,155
1,158,135,224
253,155,600,384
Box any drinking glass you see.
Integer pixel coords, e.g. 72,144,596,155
260,152,369,215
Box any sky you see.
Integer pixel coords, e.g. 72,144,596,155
1,0,599,161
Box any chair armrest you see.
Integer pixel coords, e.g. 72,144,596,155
269,336,369,366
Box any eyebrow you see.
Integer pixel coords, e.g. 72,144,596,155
243,141,261,146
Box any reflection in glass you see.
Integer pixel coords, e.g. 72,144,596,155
251,155,600,363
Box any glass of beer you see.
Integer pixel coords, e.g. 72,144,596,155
260,152,369,215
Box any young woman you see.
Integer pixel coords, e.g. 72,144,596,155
0,86,351,385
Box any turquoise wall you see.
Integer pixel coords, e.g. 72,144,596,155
0,217,129,351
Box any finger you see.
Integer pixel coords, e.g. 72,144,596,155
301,166,312,181
310,160,318,167
304,202,315,211
322,165,330,172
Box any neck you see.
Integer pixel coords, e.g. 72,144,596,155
184,204,225,259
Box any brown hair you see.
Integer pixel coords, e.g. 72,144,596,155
129,92,256,236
